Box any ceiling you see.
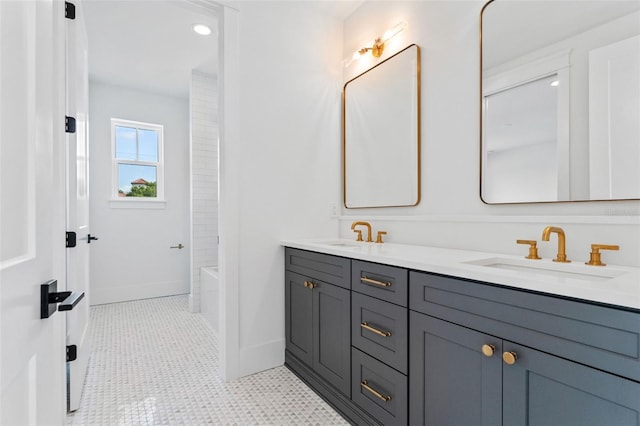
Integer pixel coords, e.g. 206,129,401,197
82,1,366,98
312,0,364,20
82,0,219,99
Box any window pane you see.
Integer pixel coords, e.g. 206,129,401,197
138,129,159,162
117,163,157,197
115,126,137,160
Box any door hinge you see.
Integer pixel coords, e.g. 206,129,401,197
66,345,77,362
66,231,77,248
65,2,76,20
65,116,76,133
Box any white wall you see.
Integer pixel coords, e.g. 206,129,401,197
89,81,191,304
221,1,343,378
190,70,219,313
221,0,639,379
339,1,640,267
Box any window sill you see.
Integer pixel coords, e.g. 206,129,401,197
109,198,166,209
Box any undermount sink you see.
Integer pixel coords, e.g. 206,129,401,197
465,257,627,282
316,240,364,248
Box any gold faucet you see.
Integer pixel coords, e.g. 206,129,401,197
585,244,619,266
541,226,570,263
351,221,373,242
516,240,541,259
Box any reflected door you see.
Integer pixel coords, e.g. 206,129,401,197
589,35,640,199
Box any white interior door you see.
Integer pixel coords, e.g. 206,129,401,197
0,1,68,424
65,0,91,412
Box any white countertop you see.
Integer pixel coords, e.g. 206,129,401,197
281,238,640,311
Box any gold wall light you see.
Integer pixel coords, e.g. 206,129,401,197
348,21,408,65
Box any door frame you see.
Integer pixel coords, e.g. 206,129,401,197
215,1,240,382
183,0,241,381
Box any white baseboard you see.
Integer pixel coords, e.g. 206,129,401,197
188,294,196,312
91,280,189,305
238,339,285,378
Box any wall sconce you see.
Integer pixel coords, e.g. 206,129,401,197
347,21,408,66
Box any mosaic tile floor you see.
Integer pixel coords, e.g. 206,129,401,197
66,295,348,425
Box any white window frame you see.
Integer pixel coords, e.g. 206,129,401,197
110,118,165,205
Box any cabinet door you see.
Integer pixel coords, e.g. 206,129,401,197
314,280,351,397
285,271,313,366
503,342,640,426
410,312,502,426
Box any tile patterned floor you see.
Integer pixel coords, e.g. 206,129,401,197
66,295,348,425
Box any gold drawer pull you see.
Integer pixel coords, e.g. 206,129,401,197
361,322,392,337
360,276,392,287
360,380,392,402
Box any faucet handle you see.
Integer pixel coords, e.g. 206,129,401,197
516,240,541,260
354,229,363,242
375,231,387,244
586,244,619,266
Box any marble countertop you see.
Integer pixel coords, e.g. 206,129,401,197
281,238,640,311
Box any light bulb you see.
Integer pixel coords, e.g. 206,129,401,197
193,24,212,36
381,21,407,43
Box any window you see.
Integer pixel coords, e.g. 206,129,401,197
111,118,164,200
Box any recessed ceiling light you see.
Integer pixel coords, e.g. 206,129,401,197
193,24,212,36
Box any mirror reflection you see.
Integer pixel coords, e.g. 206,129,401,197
481,0,640,203
344,44,420,208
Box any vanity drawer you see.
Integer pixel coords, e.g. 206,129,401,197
352,260,408,307
352,292,408,374
409,270,640,382
285,248,351,289
351,348,408,426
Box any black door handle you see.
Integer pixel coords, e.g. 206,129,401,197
57,291,85,311
87,234,99,243
40,280,85,319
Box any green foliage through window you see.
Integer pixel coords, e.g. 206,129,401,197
125,181,157,197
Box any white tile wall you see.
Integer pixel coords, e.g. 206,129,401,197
190,71,219,312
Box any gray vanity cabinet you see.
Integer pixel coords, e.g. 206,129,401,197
409,270,640,426
285,270,313,366
285,246,640,426
284,249,351,397
503,342,640,425
409,312,502,426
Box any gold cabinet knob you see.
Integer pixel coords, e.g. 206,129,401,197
502,351,517,365
481,344,496,357
303,281,316,289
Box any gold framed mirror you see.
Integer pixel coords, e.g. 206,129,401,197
343,44,421,209
480,0,640,204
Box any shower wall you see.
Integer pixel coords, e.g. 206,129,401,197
189,70,219,312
